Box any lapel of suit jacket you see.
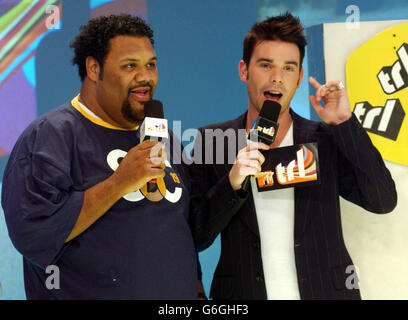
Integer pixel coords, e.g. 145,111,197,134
219,111,263,237
291,109,322,241
222,111,248,173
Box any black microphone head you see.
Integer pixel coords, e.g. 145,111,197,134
259,100,281,122
250,100,281,145
144,99,164,118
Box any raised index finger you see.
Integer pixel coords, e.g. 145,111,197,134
308,76,322,90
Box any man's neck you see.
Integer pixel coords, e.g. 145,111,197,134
78,80,102,117
246,104,293,149
78,80,122,128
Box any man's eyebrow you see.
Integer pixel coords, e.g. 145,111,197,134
285,60,299,67
255,58,273,64
120,56,158,63
255,58,298,67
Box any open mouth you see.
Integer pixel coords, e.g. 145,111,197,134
264,90,283,102
130,87,151,101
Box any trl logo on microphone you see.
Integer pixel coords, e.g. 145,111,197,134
256,143,320,191
147,123,166,132
256,125,276,137
140,117,168,142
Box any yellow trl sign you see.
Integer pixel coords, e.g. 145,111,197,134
346,22,408,166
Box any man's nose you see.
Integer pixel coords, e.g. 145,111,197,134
269,67,283,84
134,66,154,82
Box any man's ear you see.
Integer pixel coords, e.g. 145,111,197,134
238,60,248,83
85,56,101,82
297,67,304,88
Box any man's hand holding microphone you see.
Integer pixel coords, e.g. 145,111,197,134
112,99,168,196
229,141,270,191
111,139,166,196
229,100,281,191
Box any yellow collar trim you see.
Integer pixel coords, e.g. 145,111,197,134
71,94,139,131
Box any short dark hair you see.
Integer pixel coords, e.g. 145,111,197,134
70,14,154,81
242,12,306,69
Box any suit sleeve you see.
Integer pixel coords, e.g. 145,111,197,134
329,113,397,213
1,120,83,269
189,128,248,251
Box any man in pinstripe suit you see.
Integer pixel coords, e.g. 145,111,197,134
189,13,397,300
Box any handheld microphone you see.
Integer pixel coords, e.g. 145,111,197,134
140,100,168,143
140,100,168,192
241,100,281,191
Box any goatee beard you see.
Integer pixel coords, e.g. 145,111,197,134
121,99,145,126
122,81,154,125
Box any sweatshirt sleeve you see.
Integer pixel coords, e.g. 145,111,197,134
1,119,84,269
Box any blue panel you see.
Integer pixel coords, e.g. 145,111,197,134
0,183,25,300
35,0,90,117
198,235,221,297
90,0,116,9
0,157,8,183
147,0,256,136
306,24,326,122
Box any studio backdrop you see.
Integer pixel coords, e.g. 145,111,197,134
0,0,407,299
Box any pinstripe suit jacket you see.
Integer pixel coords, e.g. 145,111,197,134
189,109,397,300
